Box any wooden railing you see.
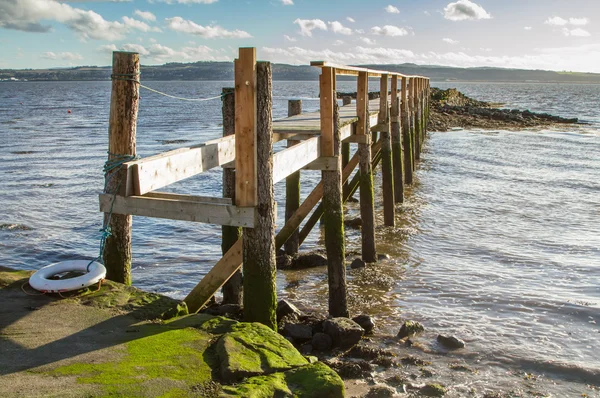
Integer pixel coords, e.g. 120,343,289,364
100,47,431,329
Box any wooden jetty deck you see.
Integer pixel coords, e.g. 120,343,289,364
99,48,430,329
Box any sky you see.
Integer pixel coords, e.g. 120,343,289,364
1,0,599,73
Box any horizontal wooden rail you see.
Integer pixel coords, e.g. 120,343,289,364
125,135,236,196
99,193,256,227
310,61,428,79
273,136,321,184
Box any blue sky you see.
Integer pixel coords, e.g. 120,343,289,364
1,0,599,72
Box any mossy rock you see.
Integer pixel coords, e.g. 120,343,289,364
217,322,309,383
0,266,32,287
397,320,424,338
221,362,345,398
52,326,216,397
166,314,239,335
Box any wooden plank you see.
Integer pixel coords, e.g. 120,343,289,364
130,137,236,196
356,71,368,135
319,67,335,157
273,136,320,184
99,194,256,227
345,134,371,144
185,239,243,313
144,192,231,205
310,61,427,79
303,156,339,171
235,47,257,207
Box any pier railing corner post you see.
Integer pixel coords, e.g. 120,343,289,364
380,74,395,226
103,51,140,285
320,67,348,317
284,100,302,257
236,48,277,330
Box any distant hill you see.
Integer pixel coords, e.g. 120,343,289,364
2,61,600,83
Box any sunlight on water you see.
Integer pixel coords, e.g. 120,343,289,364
1,80,598,382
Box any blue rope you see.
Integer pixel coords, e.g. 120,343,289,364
87,152,139,271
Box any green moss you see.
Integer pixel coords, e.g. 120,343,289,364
221,362,344,398
218,322,308,382
420,383,447,397
53,327,214,396
0,267,32,287
167,314,238,335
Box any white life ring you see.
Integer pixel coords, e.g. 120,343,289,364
29,260,106,293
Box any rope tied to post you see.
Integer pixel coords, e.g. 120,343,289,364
87,152,139,271
110,73,232,102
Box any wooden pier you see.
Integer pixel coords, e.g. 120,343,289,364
100,48,430,330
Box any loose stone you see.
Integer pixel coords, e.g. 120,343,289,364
437,334,465,349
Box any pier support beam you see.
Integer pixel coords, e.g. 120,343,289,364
357,71,377,263
103,51,140,285
408,78,416,171
221,87,242,305
236,49,277,330
402,77,413,185
284,100,302,257
415,78,423,160
341,96,352,195
320,67,348,317
380,74,395,226
391,76,404,203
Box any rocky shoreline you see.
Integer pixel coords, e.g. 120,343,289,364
427,88,579,132
337,87,580,133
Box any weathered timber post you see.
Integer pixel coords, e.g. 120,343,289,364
414,78,422,161
236,48,277,330
320,67,348,317
103,51,140,285
417,78,424,156
221,87,242,305
408,78,416,170
402,77,413,185
284,100,302,256
357,71,377,263
342,96,352,194
380,74,395,226
390,75,404,203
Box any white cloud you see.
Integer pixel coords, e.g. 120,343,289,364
333,40,344,46
0,0,129,39
545,16,568,26
134,10,156,22
385,5,400,14
328,21,352,35
161,0,218,4
346,17,355,23
41,51,83,61
122,17,161,32
293,18,327,37
371,25,408,37
284,34,297,42
569,18,589,26
98,44,118,53
563,28,591,37
480,47,492,52
359,37,376,45
0,0,162,40
444,0,491,21
424,11,431,16
443,38,459,44
524,26,533,31
355,29,365,34
546,16,589,27
121,43,150,55
166,17,252,38
281,0,294,5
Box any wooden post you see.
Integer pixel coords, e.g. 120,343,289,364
380,74,395,227
415,78,422,161
103,51,140,285
284,100,302,256
341,96,352,194
357,71,377,263
320,67,348,317
221,87,242,305
408,78,416,170
235,48,257,207
241,60,277,330
402,77,413,185
391,75,404,203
